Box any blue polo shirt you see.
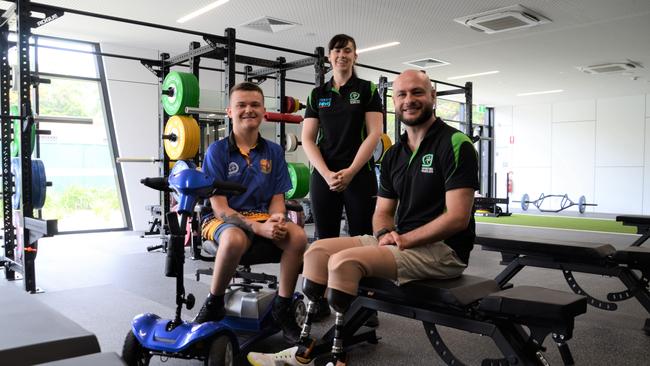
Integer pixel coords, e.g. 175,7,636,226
202,133,291,214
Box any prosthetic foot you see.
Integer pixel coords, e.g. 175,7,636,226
327,288,355,365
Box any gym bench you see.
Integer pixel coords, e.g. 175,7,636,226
476,233,650,334
617,215,650,246
0,285,101,365
311,275,586,366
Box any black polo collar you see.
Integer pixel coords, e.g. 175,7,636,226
325,74,360,93
398,117,444,145
227,132,266,153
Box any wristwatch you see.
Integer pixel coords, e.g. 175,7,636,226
373,228,392,240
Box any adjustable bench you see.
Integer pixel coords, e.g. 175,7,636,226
476,233,650,334
311,275,586,366
0,285,101,365
617,215,650,246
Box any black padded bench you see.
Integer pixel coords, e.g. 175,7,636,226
38,352,126,365
477,233,650,334
312,275,586,366
617,215,650,246
0,285,101,365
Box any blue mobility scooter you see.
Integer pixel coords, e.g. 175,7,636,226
122,162,305,366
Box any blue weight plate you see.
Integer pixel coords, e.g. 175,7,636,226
11,157,21,209
32,159,47,209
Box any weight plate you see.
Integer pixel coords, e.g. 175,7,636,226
578,195,586,214
11,119,37,157
161,71,200,116
521,193,529,211
164,115,200,160
11,158,20,209
285,133,299,152
372,133,392,163
32,159,47,209
286,162,310,199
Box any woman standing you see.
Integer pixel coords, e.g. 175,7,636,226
302,34,383,240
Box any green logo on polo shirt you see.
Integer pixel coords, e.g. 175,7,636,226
349,92,361,104
421,154,434,173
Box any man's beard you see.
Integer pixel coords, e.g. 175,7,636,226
398,105,433,127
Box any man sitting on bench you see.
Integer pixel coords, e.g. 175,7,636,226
194,82,308,345
247,69,479,366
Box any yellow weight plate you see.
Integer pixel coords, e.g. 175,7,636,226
164,115,200,160
373,133,393,163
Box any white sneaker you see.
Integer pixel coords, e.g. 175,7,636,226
247,346,314,366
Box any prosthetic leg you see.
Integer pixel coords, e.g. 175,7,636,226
294,279,327,364
326,288,355,366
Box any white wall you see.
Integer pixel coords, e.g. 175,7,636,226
101,44,313,231
102,43,160,231
495,94,649,214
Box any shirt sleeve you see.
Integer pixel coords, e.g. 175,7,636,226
304,88,319,119
440,132,480,191
272,144,293,194
365,81,383,113
377,146,398,199
202,142,227,184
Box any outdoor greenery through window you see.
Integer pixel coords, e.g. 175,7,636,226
7,35,127,232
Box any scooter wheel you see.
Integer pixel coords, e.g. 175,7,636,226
122,330,151,366
292,298,307,327
206,334,234,366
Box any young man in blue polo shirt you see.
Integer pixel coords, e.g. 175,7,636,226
195,82,307,344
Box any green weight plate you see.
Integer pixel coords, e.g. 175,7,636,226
161,71,200,115
11,119,37,157
286,162,310,199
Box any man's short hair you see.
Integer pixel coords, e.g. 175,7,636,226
230,82,264,99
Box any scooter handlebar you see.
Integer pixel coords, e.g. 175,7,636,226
140,177,172,192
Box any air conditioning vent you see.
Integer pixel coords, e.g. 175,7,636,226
454,5,550,34
403,58,449,69
578,62,641,74
241,16,300,33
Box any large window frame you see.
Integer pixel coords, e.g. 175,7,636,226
8,33,131,233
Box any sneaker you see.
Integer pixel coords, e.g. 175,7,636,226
193,298,226,324
311,298,331,323
272,301,302,344
247,346,314,366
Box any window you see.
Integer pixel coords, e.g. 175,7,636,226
7,35,128,232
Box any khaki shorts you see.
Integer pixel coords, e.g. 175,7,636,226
357,235,467,285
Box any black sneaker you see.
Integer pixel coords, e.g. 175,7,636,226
193,295,226,324
311,298,331,323
272,300,302,344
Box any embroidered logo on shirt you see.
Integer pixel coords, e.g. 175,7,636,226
349,92,361,104
421,153,434,173
318,98,331,108
228,162,240,176
259,159,272,174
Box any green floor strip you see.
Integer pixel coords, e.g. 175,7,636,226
475,214,637,234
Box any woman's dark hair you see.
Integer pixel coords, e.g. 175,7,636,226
328,34,357,52
328,34,357,77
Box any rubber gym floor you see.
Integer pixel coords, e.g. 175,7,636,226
1,220,648,365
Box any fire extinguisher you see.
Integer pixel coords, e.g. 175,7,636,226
507,171,513,193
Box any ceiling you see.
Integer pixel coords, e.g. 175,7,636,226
4,0,650,106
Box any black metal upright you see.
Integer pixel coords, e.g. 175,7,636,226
159,52,171,220
314,47,325,87
465,81,473,135
17,0,37,292
275,57,286,150
223,28,236,135
378,76,388,133
1,24,14,281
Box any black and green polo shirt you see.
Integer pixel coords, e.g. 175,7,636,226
378,118,479,263
304,75,383,167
